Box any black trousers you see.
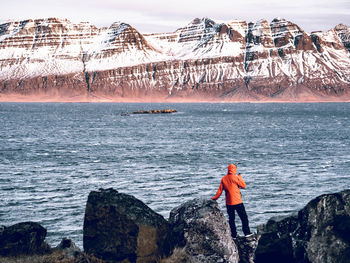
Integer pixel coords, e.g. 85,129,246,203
226,203,251,238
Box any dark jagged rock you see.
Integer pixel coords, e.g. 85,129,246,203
0,222,50,256
255,189,350,263
83,188,173,262
132,109,177,114
169,197,239,263
121,109,177,116
234,234,258,263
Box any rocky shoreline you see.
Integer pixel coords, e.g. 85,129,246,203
1,189,349,263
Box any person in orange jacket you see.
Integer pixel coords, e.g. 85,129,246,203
212,163,252,238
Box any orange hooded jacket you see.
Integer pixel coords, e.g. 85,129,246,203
211,164,246,205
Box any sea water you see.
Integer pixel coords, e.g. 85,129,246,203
0,102,349,248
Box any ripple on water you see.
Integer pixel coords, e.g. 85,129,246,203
0,102,349,248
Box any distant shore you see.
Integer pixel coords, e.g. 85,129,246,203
0,95,349,103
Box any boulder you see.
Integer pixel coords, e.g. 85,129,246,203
83,188,173,262
255,189,350,263
0,221,49,256
169,198,239,263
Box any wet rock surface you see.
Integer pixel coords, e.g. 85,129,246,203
83,188,173,263
0,221,50,256
255,189,350,263
169,198,239,263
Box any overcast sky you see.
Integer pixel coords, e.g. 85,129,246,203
1,0,349,33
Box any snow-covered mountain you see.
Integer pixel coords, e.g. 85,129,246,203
0,17,349,101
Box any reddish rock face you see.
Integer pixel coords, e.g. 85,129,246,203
0,17,349,102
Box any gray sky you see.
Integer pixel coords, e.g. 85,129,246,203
1,0,349,33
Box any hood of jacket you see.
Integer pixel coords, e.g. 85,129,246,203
227,163,237,175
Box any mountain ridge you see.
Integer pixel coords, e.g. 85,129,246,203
0,17,349,102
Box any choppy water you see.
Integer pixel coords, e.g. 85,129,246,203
1,102,349,248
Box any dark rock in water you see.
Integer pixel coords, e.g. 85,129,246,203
54,238,81,258
121,109,177,116
255,189,350,263
234,234,258,263
169,198,239,263
83,188,173,262
0,222,50,256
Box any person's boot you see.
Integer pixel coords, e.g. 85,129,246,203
245,233,253,238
